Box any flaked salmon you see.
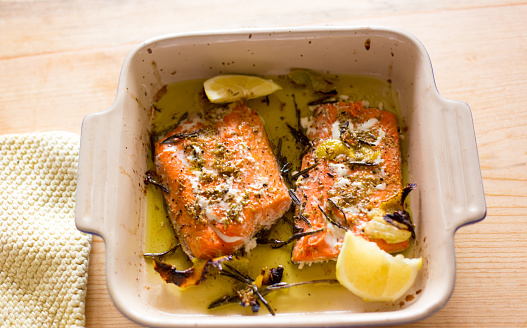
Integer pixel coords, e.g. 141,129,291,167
154,103,292,260
292,101,407,265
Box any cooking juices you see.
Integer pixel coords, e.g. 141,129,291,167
145,73,409,314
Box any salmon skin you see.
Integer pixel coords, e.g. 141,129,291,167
154,102,292,260
292,101,406,265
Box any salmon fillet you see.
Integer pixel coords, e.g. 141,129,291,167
292,101,406,264
154,103,292,260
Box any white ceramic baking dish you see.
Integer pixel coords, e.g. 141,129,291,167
75,27,486,327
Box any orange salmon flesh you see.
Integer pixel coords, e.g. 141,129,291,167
292,101,407,264
154,103,292,260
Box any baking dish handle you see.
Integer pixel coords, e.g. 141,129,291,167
440,99,487,231
75,105,121,239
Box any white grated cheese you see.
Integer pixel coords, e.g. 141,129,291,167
324,221,346,250
376,183,387,190
301,116,317,138
373,128,385,146
200,167,218,180
328,163,348,178
334,178,351,189
236,142,256,163
308,195,321,207
244,237,258,254
358,118,378,131
196,195,208,209
352,181,363,188
165,147,189,168
342,206,360,216
205,207,220,222
190,171,201,194
331,119,341,140
373,155,385,165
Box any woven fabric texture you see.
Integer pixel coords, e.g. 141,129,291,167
0,132,92,327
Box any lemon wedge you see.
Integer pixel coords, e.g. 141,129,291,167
336,231,422,302
203,74,282,103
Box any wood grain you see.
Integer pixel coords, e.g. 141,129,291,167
1,1,526,327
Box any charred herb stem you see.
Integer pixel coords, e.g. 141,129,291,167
297,212,311,227
382,183,418,238
220,264,253,285
209,277,338,313
175,112,189,128
347,160,377,166
318,205,347,230
288,189,301,206
339,120,349,137
291,163,318,180
357,138,377,146
327,198,348,229
286,189,311,227
384,211,415,238
292,94,302,134
401,183,417,205
258,228,325,248
263,279,339,292
275,138,293,185
253,286,275,315
219,264,276,315
307,96,338,106
144,170,169,193
286,123,311,151
161,129,200,144
143,244,180,258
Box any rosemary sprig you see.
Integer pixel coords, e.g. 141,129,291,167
257,228,325,249
175,112,189,128
307,95,338,106
263,279,339,292
287,189,311,227
339,120,349,136
143,244,180,258
286,123,311,152
218,264,275,315
347,160,377,166
144,170,169,193
291,163,318,180
288,189,301,206
160,129,201,144
318,205,347,230
297,212,311,227
275,138,293,185
327,198,348,229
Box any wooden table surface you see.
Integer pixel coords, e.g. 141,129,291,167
1,1,526,327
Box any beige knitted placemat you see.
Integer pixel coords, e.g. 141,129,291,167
0,132,92,327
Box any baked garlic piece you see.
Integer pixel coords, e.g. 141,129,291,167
363,183,417,246
363,209,412,244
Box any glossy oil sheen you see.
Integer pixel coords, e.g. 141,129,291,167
144,74,408,315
